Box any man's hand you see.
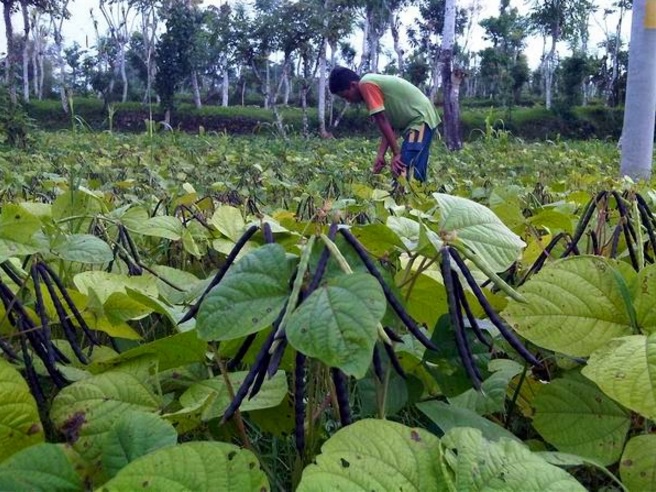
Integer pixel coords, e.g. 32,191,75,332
391,154,407,177
372,156,386,174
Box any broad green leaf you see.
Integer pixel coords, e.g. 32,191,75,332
52,190,103,222
286,273,386,378
297,419,446,491
102,411,178,478
0,204,41,242
104,292,153,325
449,359,524,414
633,263,656,334
179,370,287,420
0,443,81,491
532,374,630,465
52,234,114,263
527,208,575,235
196,244,294,341
89,330,207,373
433,193,525,272
140,216,184,240
416,400,520,443
442,427,586,491
50,368,161,464
124,287,196,332
99,442,269,492
386,216,419,250
210,205,246,241
349,224,405,256
504,256,634,357
582,334,656,420
0,359,44,462
620,435,656,492
74,271,159,304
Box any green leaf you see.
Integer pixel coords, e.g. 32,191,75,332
102,411,178,478
0,359,44,462
210,205,246,241
620,435,656,492
0,443,81,491
99,442,269,491
179,370,288,420
349,224,405,256
196,244,294,341
52,234,114,263
416,400,520,443
504,256,634,357
532,374,630,465
297,419,446,491
140,216,183,240
633,263,656,334
74,271,159,304
90,330,207,373
449,359,524,415
286,273,386,379
386,216,420,250
442,427,586,491
50,368,161,464
433,192,525,272
582,333,656,420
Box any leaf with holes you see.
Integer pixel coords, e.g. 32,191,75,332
297,419,446,491
98,442,269,491
582,333,656,420
0,443,81,491
532,374,630,465
0,359,44,462
503,256,634,357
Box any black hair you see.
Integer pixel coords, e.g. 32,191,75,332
328,66,360,94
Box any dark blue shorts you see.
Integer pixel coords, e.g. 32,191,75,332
402,124,434,182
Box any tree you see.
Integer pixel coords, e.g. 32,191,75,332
441,0,462,151
619,0,656,181
154,2,200,121
527,0,594,109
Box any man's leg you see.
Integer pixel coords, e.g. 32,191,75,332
401,124,434,182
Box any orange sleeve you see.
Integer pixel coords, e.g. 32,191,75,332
359,82,385,114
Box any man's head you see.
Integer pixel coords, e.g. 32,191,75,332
329,66,362,103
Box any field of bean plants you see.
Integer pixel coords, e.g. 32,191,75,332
0,128,654,491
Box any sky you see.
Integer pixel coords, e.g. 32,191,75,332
2,0,632,70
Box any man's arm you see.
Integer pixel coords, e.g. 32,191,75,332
372,112,406,176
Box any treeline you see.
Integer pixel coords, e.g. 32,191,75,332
1,1,630,136
25,97,629,142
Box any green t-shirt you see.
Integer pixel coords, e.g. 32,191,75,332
359,73,440,134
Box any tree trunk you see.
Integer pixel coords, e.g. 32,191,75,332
318,37,330,137
441,0,462,151
221,63,229,107
3,0,17,104
191,71,202,108
20,0,30,102
389,10,403,74
119,48,128,102
619,0,656,181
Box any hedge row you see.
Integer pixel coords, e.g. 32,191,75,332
26,98,632,142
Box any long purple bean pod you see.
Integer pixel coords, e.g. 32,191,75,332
440,249,482,389
448,247,541,366
331,368,352,426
